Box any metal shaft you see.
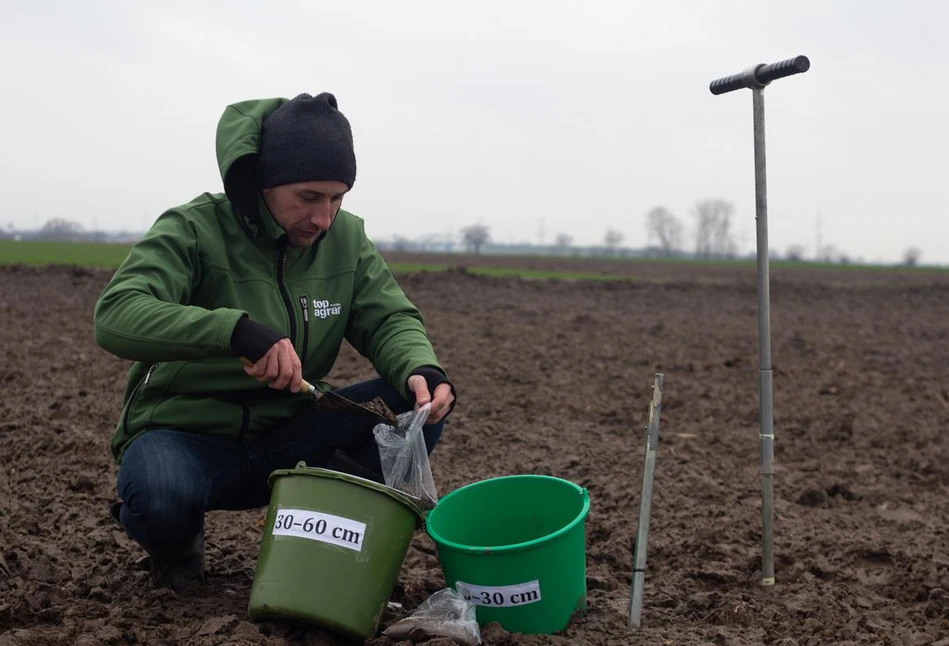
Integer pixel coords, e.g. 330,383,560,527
629,373,664,629
753,88,775,586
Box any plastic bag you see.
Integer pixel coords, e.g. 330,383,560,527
383,588,481,645
373,403,438,509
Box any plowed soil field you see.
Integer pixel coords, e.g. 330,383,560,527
2,255,948,645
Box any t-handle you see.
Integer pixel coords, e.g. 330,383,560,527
710,55,810,95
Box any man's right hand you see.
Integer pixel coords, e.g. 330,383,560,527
243,338,303,393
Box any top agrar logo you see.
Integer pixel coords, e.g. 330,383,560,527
313,299,343,319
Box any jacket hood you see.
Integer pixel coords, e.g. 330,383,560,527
215,97,289,240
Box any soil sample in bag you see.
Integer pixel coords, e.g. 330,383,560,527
318,393,399,426
363,396,399,427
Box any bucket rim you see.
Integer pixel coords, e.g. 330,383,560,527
425,474,590,554
268,462,426,521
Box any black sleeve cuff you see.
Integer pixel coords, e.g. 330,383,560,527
230,316,287,362
409,366,457,418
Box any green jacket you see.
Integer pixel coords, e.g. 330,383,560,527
95,97,443,462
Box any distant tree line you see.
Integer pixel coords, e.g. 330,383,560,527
5,216,928,267
0,218,141,243
457,199,741,259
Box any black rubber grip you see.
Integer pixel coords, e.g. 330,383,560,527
709,73,746,96
757,56,810,84
709,55,810,95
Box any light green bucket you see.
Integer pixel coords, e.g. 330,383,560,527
425,475,590,634
248,462,424,640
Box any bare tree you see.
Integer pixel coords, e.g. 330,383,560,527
693,201,716,258
645,206,684,257
903,247,922,267
785,244,807,262
603,229,624,255
554,233,573,254
817,244,836,263
391,235,411,252
461,224,490,254
692,199,736,259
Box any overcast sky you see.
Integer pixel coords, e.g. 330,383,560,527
2,0,946,263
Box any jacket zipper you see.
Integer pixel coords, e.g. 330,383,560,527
122,363,159,435
276,245,297,345
234,244,298,441
299,295,309,364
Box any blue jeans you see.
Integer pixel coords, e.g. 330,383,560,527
116,378,445,555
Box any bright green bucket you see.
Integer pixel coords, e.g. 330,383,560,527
425,475,590,634
248,462,424,640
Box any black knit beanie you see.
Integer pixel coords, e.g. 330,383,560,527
257,92,357,189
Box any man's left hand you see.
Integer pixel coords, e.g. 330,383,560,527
407,376,455,424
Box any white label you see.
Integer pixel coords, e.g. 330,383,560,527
456,580,542,608
272,508,367,552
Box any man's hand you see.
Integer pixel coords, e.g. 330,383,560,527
243,338,303,393
407,376,455,423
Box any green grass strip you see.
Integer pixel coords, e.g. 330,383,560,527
0,240,132,268
2,240,943,278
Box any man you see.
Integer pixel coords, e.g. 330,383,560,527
94,92,455,592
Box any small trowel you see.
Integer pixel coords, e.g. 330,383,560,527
240,358,397,426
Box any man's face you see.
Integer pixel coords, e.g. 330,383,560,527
261,180,349,247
